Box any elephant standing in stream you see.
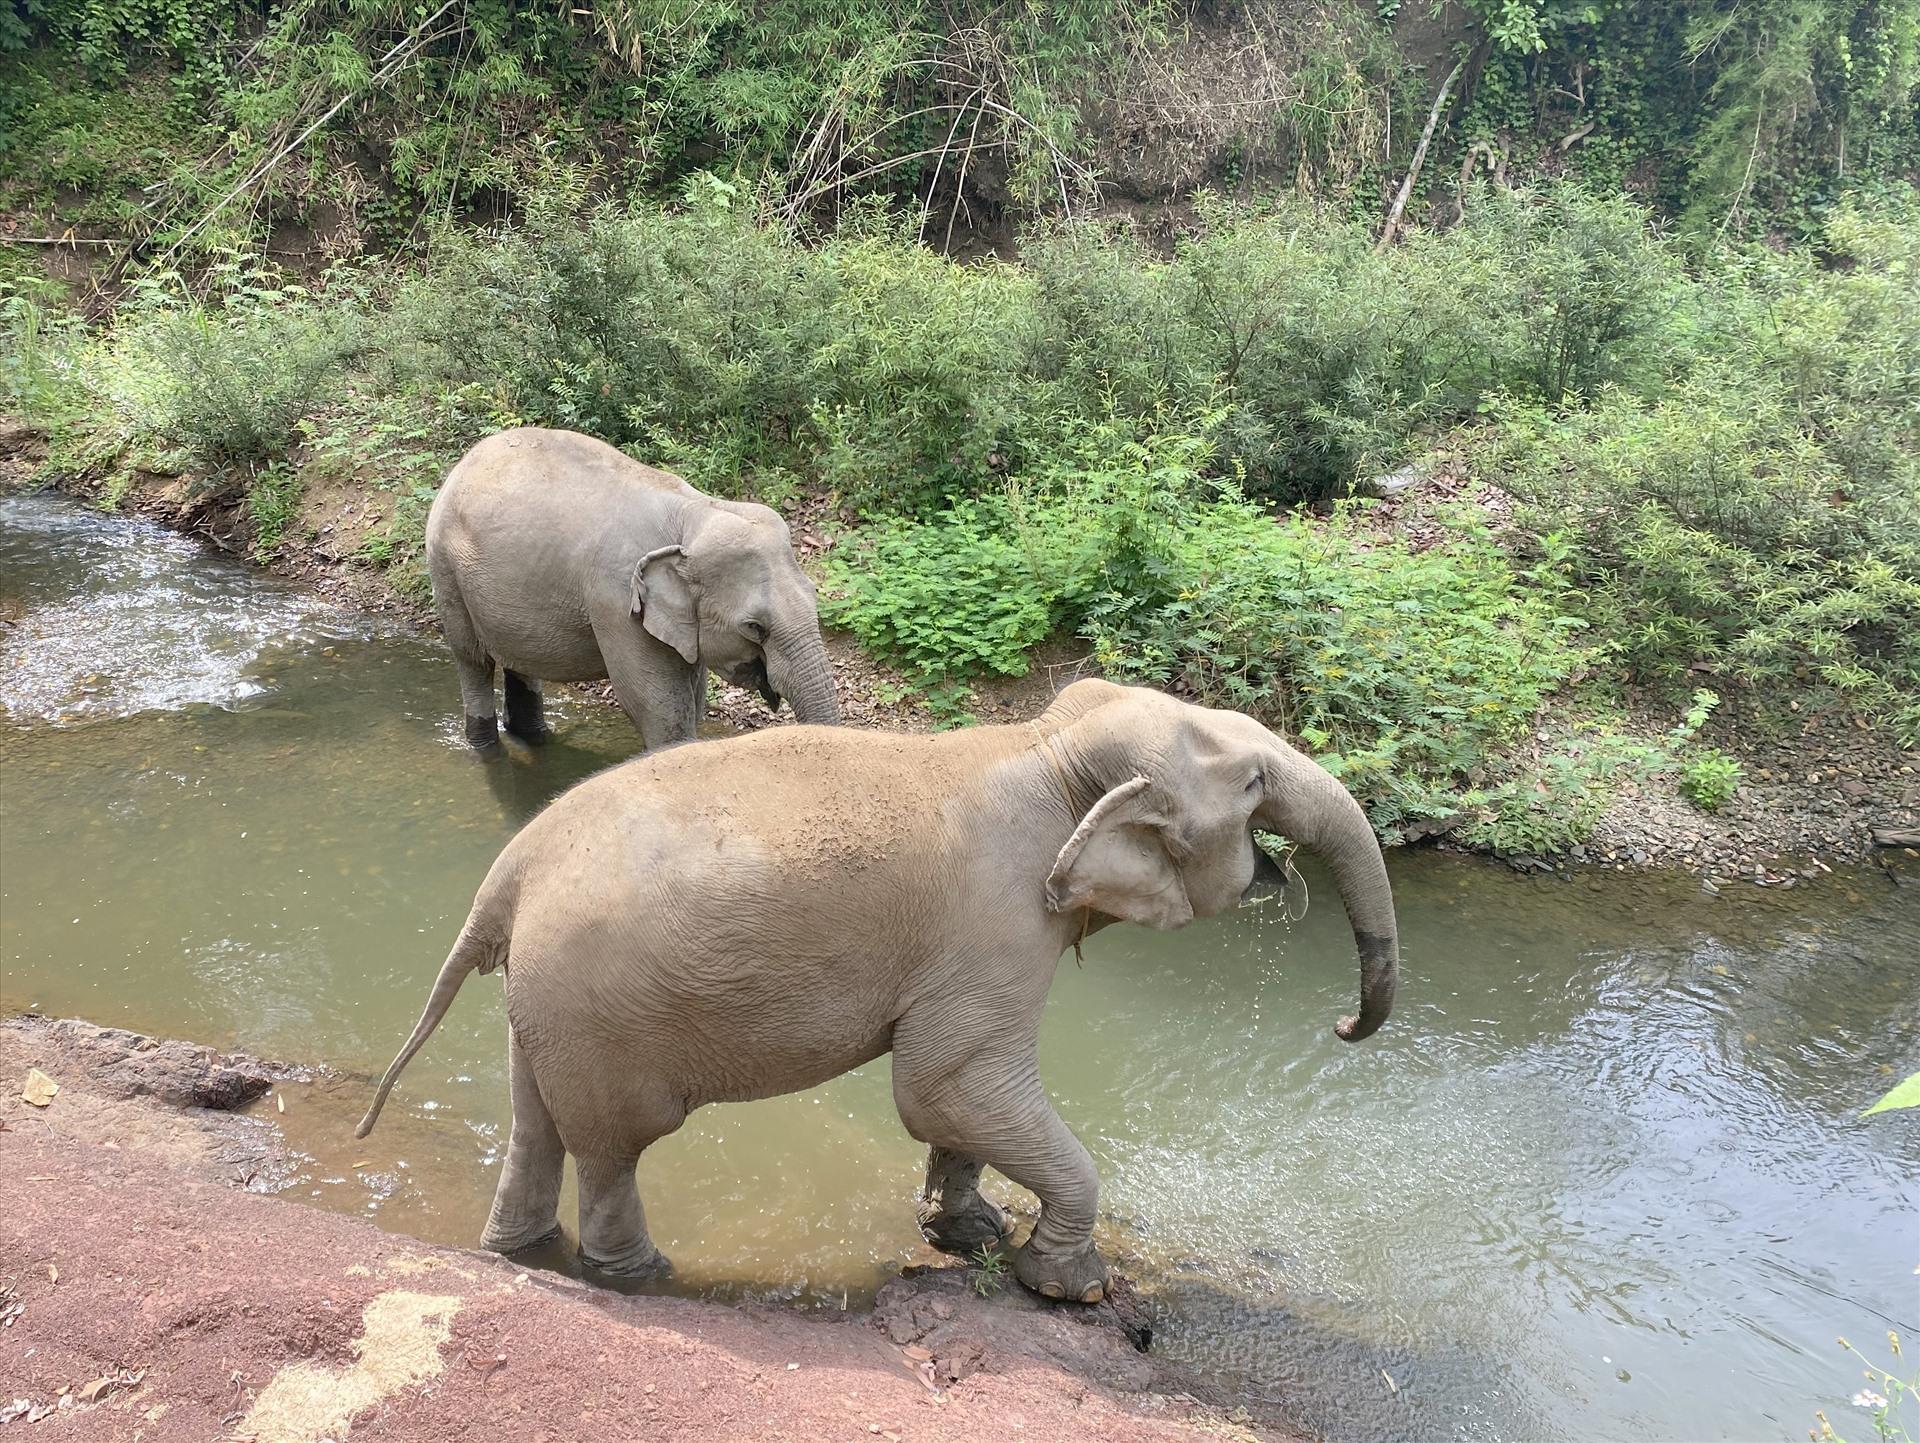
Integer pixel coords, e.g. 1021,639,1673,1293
357,680,1399,1303
426,427,840,749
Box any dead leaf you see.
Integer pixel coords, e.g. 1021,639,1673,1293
46,1264,57,1285
901,1345,933,1363
22,1069,59,1107
275,1093,285,1113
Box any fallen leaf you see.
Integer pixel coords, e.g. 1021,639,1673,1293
901,1345,933,1363
1382,1369,1399,1396
78,1378,115,1405
47,1264,57,1285
275,1093,285,1113
22,1069,59,1107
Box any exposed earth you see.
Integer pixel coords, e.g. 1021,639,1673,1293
0,1016,1290,1443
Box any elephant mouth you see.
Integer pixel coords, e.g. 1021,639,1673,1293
1238,833,1294,910
731,657,782,713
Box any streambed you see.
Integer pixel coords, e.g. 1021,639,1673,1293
2,492,1915,1443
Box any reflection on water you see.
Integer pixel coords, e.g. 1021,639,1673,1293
3,492,1916,1443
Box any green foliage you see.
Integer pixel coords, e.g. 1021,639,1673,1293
245,461,303,557
1480,203,1920,740
969,1245,1008,1297
1679,748,1744,810
824,500,1055,681
116,259,361,467
1863,1070,1920,1116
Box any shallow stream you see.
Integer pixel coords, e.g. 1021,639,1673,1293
2,492,1916,1442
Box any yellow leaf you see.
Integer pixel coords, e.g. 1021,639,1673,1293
21,1069,58,1107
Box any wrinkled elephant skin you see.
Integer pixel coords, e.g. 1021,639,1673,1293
359,681,1400,1302
426,427,840,749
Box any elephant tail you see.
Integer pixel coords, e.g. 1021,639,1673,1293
354,910,509,1140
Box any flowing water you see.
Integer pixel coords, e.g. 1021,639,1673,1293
2,491,1916,1442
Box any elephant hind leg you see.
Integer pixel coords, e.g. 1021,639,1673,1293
918,1147,1016,1257
576,1152,671,1277
435,577,500,747
503,670,549,744
568,1085,685,1277
481,1028,565,1253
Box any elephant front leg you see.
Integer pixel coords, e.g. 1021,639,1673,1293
918,1147,1015,1256
895,1037,1109,1304
591,621,702,750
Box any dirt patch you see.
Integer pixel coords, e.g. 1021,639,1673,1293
0,1015,1304,1442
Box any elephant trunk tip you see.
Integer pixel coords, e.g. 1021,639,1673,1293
1334,1011,1383,1043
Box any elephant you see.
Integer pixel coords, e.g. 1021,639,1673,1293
425,426,840,749
356,679,1399,1303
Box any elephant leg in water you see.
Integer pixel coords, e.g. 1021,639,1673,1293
503,670,548,744
917,1147,1016,1255
893,1019,1108,1303
479,1028,565,1252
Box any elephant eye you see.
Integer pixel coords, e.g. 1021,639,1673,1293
1247,768,1264,793
742,619,769,642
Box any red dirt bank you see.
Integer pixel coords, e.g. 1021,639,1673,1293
0,1023,1286,1443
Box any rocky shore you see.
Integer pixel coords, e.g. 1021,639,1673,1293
0,1015,1290,1442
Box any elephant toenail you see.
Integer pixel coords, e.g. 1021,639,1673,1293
1039,1281,1065,1299
1080,1283,1104,1304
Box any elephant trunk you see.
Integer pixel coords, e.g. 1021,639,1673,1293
1259,755,1398,1043
769,626,841,726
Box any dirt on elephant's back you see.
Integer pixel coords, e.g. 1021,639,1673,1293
0,1017,1299,1442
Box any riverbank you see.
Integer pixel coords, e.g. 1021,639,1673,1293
7,415,1914,879
0,1014,1290,1442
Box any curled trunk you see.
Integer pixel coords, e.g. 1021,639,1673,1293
1261,760,1398,1042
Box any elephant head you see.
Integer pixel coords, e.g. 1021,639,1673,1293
1035,680,1398,1041
630,500,841,726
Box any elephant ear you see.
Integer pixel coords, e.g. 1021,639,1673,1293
630,545,699,664
1045,775,1194,931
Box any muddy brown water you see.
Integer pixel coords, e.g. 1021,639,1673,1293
2,493,1916,1442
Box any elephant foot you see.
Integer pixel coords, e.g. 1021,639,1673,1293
1012,1238,1109,1305
918,1191,1016,1257
579,1240,673,1279
480,1220,562,1256
504,720,552,746
465,713,501,749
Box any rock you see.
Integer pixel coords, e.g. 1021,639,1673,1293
871,1263,1158,1396
3,1016,304,1111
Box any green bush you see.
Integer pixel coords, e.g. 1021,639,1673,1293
823,499,1056,680
1481,204,1920,741
115,262,362,467
1679,748,1744,811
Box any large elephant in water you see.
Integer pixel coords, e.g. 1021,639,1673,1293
357,680,1399,1303
426,427,840,748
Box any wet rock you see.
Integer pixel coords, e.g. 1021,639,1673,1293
872,1263,1157,1397
3,1016,304,1110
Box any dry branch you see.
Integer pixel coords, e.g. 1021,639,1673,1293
1376,57,1464,252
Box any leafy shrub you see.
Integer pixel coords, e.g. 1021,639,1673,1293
823,500,1057,680
1679,748,1744,811
245,462,303,556
1481,205,1920,741
1083,500,1590,823
117,263,361,466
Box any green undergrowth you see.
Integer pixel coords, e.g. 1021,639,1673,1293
3,184,1915,853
